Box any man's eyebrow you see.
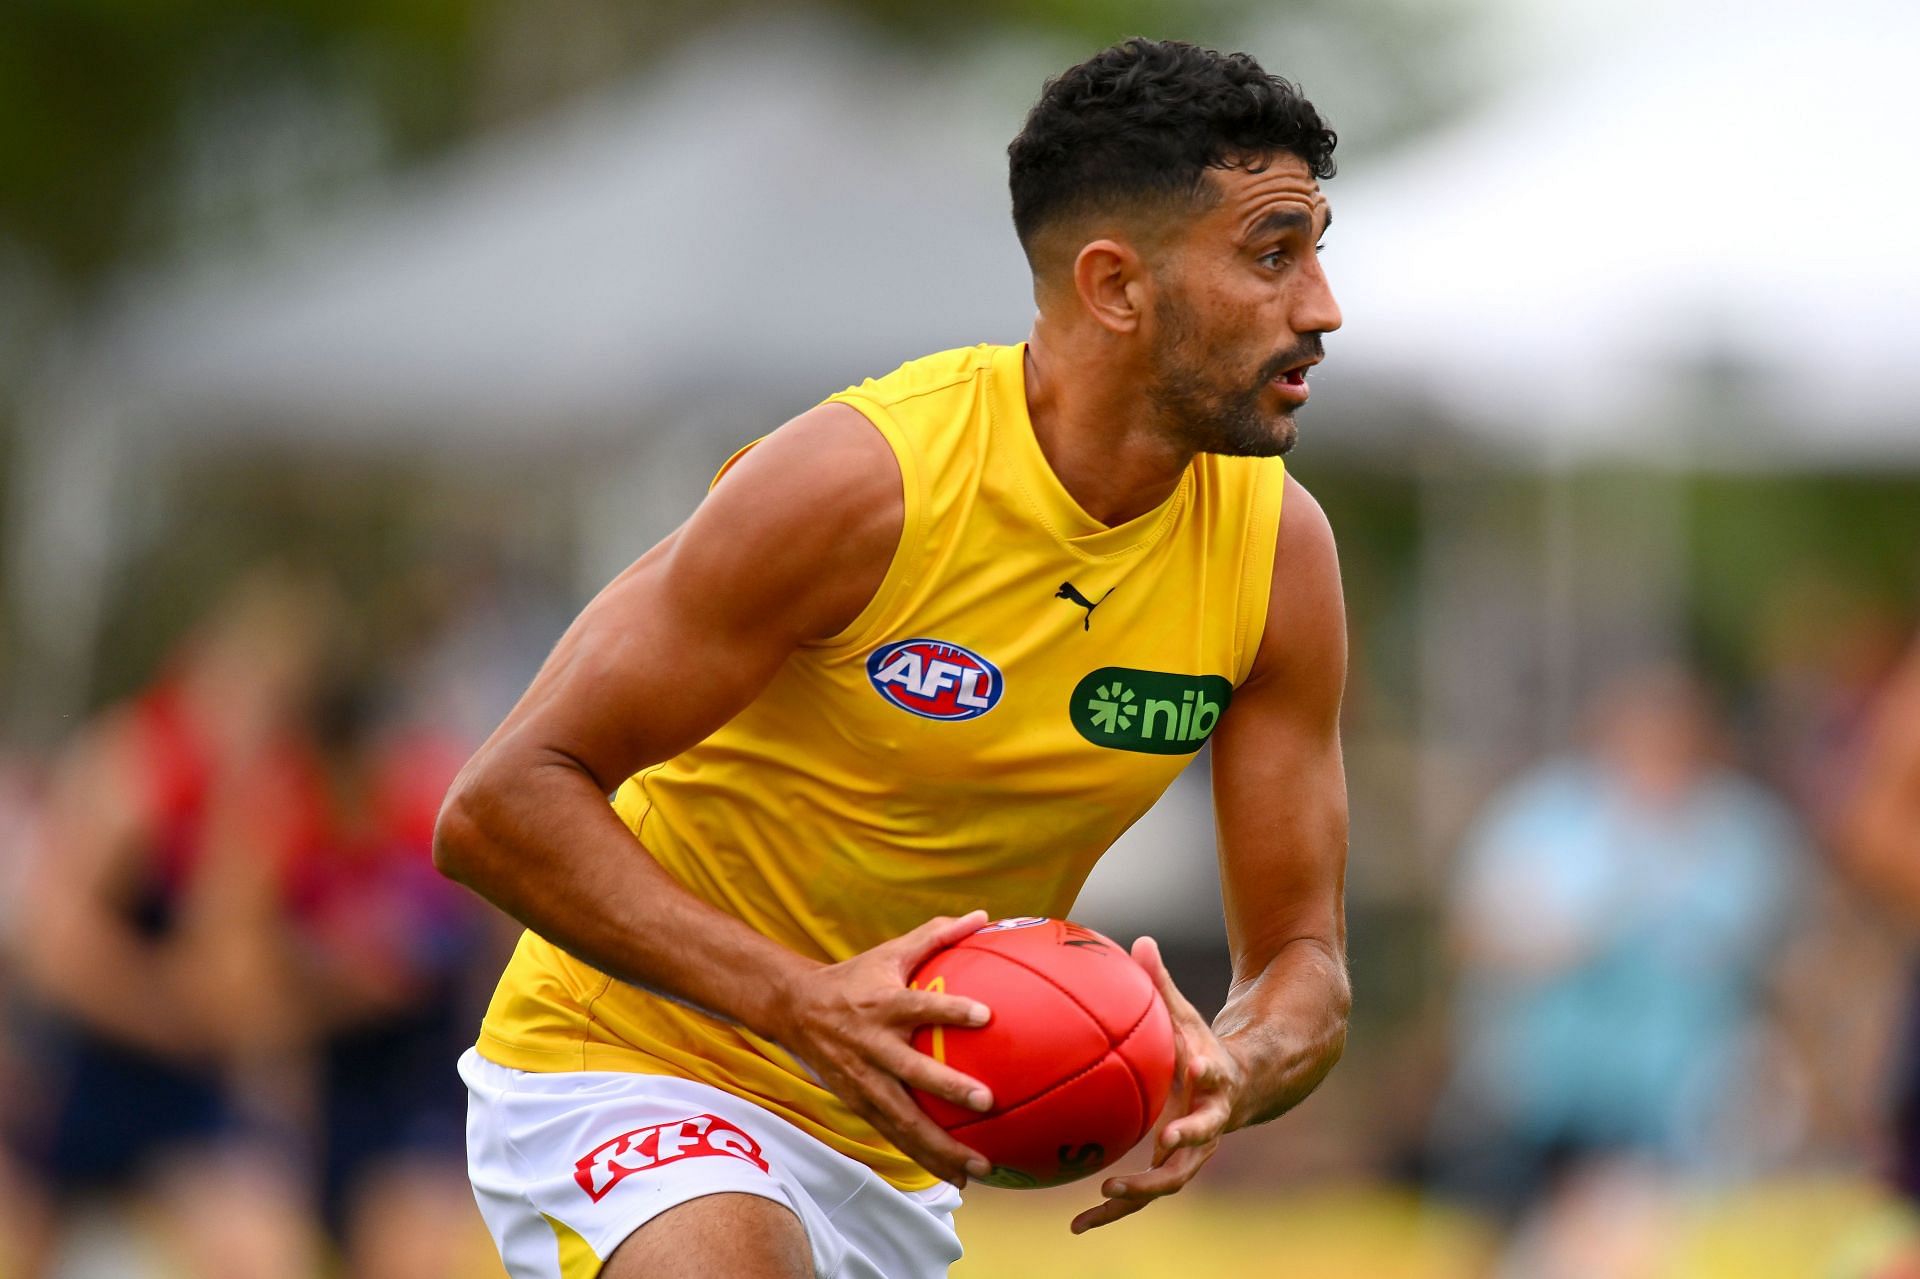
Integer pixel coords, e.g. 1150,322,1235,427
1245,207,1331,244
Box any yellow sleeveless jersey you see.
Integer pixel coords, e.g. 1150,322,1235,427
477,343,1287,1190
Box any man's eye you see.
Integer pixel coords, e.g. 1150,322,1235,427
1314,242,1328,254
1260,251,1287,268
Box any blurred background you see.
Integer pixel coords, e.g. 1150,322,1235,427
2,0,1917,1275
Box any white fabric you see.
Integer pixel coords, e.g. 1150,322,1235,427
460,1049,964,1279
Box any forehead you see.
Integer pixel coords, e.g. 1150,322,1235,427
1199,155,1329,238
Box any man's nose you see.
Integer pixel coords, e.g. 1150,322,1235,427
1296,262,1342,335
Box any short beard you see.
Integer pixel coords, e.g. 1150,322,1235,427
1148,358,1295,458
1145,292,1310,459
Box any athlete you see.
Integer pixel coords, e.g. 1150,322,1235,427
438,37,1351,1279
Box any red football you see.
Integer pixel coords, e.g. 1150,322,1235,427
907,917,1175,1189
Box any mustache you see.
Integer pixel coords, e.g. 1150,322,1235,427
1257,335,1327,384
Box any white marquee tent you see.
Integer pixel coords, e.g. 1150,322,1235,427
56,24,1043,446
11,4,1917,726
1327,0,1920,465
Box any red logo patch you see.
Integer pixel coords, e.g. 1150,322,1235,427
574,1114,771,1202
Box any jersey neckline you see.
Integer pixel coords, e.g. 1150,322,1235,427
991,342,1193,561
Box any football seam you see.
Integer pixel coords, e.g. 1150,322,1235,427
948,995,1161,1135
1113,1008,1156,1123
973,946,1147,1045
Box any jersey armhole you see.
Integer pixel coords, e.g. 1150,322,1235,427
1232,459,1288,685
807,392,925,651
706,397,924,653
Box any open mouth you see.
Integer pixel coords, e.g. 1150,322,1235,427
1269,357,1320,402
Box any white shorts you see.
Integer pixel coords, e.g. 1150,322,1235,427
460,1049,964,1279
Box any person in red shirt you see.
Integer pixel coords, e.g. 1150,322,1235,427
8,573,333,1279
299,681,502,1279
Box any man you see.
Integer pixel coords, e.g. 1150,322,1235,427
1432,666,1798,1219
437,37,1350,1279
11,573,332,1279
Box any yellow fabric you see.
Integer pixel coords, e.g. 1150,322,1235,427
541,1213,600,1279
478,343,1288,1190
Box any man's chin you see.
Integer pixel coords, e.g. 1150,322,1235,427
1269,414,1299,456
1204,413,1296,459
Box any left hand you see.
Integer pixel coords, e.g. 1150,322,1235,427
1070,935,1246,1234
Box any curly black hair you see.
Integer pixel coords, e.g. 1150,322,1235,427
1008,38,1336,266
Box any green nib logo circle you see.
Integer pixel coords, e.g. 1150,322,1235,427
1070,669,1234,755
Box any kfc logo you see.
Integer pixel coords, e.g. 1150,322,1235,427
575,1114,771,1202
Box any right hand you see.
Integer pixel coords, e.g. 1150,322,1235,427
770,911,998,1187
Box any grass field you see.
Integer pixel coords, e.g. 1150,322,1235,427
14,1175,1911,1277
950,1179,1913,1279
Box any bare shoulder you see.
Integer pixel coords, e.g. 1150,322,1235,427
1244,472,1346,697
712,401,901,509
1274,472,1337,578
665,401,905,643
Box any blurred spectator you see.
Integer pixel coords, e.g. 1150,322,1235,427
0,746,50,1277
2,567,506,1278
1429,665,1803,1220
1747,582,1915,1188
6,571,333,1279
1838,638,1920,1208
1838,632,1920,918
1754,576,1911,829
295,680,497,1279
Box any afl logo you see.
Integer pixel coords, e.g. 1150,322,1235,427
978,917,1048,933
867,638,1004,721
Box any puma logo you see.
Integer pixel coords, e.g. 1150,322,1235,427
1055,582,1115,631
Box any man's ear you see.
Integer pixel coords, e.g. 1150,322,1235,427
1072,238,1150,335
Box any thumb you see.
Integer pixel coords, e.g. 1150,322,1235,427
1131,934,1169,983
1132,934,1200,1025
1132,935,1186,1014
890,910,990,971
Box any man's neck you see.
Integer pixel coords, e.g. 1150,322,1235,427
1023,329,1194,528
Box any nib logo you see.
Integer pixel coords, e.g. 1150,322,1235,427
1086,682,1138,733
575,1115,770,1202
1070,668,1233,755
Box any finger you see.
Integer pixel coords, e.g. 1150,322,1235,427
1141,940,1192,1084
1070,1195,1149,1234
1148,1060,1205,1141
1103,1142,1215,1202
1166,1020,1191,1088
871,1083,990,1182
1070,1145,1213,1232
851,1091,984,1186
1158,1090,1231,1151
854,1070,993,1182
888,910,990,971
1188,1049,1224,1087
890,987,991,1029
875,1038,995,1113
1157,1056,1232,1129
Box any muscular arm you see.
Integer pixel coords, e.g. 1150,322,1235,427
1074,472,1349,1232
434,404,994,1183
1207,474,1350,1126
1838,640,1920,923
